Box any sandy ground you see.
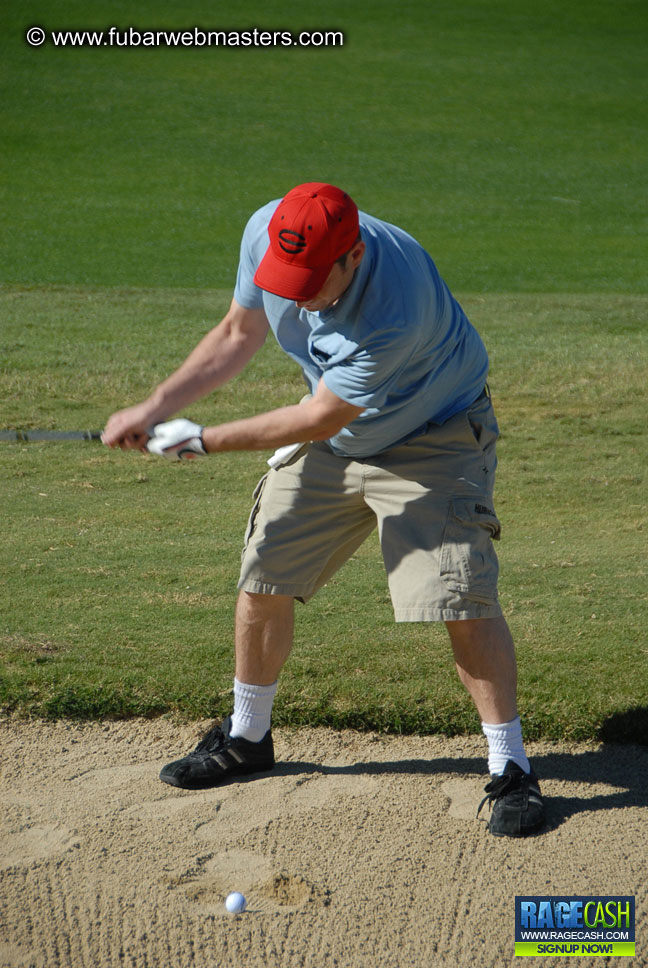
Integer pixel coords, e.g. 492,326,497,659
0,719,645,968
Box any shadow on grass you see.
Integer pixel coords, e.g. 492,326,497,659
597,705,648,745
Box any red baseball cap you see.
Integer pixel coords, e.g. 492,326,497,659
254,183,360,300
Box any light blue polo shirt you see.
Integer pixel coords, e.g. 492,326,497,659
234,199,489,458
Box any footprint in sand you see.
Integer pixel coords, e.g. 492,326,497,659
124,789,217,819
440,778,485,820
0,941,38,968
66,762,153,789
178,849,272,907
177,850,330,914
0,825,80,869
126,770,376,836
157,772,373,913
189,772,374,840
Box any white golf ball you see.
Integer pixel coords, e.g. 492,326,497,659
225,891,247,914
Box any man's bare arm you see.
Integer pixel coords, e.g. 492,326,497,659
201,378,364,453
102,299,269,448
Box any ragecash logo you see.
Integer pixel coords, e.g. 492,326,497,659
515,896,635,957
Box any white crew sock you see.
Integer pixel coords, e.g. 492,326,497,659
482,717,530,776
230,678,278,742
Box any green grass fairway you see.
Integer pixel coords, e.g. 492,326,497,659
1,0,646,293
1,0,646,738
1,287,646,740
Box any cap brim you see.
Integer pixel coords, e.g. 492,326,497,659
254,247,332,301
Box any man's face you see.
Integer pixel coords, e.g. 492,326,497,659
295,241,366,313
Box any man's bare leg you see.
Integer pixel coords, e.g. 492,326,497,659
159,591,293,787
445,615,518,725
446,615,545,835
235,590,295,685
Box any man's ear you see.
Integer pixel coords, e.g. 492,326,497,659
349,240,366,268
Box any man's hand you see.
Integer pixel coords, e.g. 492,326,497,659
102,402,158,450
146,419,207,460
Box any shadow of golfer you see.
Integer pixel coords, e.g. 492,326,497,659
269,728,648,832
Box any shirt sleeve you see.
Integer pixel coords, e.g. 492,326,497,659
233,202,277,310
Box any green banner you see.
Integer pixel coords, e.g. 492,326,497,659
515,941,635,957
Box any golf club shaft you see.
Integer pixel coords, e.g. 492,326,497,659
0,430,102,442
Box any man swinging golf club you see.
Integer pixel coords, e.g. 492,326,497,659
103,182,545,837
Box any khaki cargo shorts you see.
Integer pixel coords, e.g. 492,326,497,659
238,390,503,622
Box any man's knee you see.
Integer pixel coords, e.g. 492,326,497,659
445,615,513,648
236,590,294,618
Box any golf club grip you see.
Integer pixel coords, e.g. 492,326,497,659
0,430,103,442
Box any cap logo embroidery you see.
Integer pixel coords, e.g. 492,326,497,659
278,229,307,254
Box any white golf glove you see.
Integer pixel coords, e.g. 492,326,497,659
146,419,207,460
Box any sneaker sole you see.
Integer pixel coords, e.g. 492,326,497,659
489,821,546,838
159,762,275,790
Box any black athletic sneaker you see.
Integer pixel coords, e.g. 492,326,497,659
159,716,275,790
477,759,545,837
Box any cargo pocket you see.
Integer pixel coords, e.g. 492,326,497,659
241,473,269,560
439,498,501,605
